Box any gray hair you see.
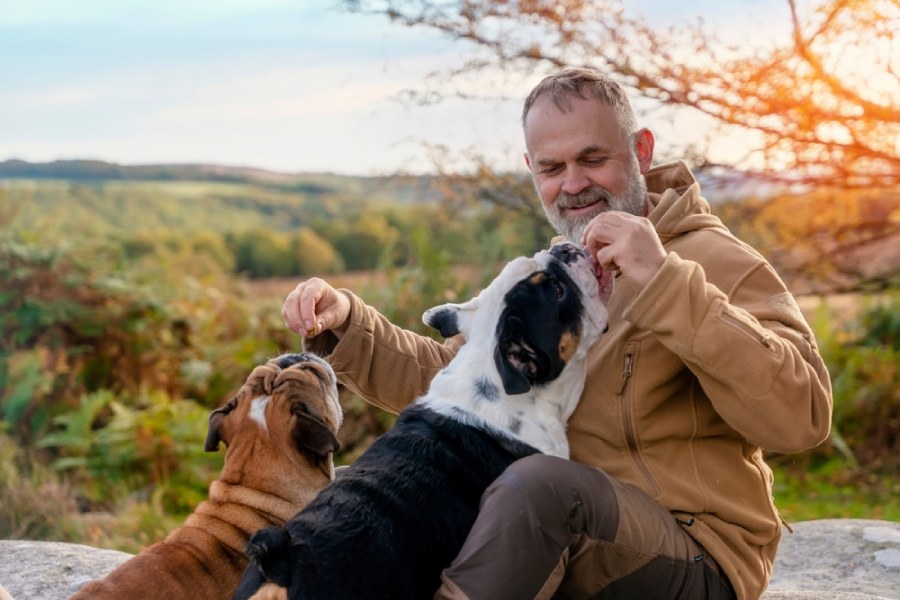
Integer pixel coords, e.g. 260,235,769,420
522,68,638,137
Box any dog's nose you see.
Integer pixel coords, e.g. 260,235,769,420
273,353,337,389
549,242,586,264
273,353,318,370
273,353,304,369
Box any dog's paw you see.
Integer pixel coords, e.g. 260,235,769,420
245,527,294,589
246,527,290,564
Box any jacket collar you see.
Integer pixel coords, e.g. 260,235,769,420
645,160,696,196
645,161,725,242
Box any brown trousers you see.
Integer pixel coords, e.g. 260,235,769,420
434,455,737,600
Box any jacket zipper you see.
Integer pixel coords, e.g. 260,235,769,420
620,351,661,497
721,309,774,349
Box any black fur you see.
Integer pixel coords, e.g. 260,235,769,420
233,404,538,600
423,307,460,338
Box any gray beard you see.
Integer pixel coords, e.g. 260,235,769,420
541,161,648,243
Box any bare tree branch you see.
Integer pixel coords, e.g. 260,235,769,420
342,0,900,188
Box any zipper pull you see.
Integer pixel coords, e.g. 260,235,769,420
618,353,633,394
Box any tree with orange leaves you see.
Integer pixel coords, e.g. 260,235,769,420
343,0,898,188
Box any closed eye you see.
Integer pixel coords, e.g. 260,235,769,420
539,163,563,175
581,156,608,166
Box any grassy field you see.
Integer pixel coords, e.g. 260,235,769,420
771,463,898,523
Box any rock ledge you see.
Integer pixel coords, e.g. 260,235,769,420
1,518,897,599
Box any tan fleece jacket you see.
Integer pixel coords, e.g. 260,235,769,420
305,161,833,600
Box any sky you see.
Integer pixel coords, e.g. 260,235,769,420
0,0,792,176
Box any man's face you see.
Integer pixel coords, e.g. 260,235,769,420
524,95,648,242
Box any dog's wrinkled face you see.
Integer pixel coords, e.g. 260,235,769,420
205,353,342,484
423,242,609,395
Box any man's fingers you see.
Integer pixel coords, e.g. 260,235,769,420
581,212,666,289
281,291,302,334
594,245,620,273
299,284,321,332
581,213,623,255
281,278,326,336
283,277,352,338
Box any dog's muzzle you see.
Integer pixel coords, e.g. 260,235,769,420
549,242,589,265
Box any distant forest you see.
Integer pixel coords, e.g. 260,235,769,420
1,160,554,279
3,159,897,293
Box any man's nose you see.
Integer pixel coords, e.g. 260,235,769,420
560,164,590,196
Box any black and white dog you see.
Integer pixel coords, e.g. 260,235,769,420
233,242,610,600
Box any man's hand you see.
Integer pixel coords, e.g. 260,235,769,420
282,277,351,339
581,212,667,291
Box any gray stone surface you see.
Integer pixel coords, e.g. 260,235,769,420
764,594,893,600
0,519,898,599
763,519,900,599
0,540,131,600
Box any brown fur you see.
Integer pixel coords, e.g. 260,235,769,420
70,355,342,600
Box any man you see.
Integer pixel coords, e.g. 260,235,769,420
283,68,832,600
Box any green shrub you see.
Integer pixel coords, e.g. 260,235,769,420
773,291,900,484
0,424,83,541
818,292,900,472
39,391,222,512
0,234,294,550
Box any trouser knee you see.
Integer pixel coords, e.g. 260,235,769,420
481,454,618,542
483,454,569,510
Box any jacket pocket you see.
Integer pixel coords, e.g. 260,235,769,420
619,342,661,498
720,306,776,352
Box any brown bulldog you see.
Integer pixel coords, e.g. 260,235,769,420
70,353,342,600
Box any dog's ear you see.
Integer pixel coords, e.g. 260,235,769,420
204,398,238,452
422,256,540,339
292,403,341,458
422,295,481,339
493,336,538,395
493,312,556,395
423,305,462,338
204,413,224,452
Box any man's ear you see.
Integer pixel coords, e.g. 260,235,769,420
634,128,655,174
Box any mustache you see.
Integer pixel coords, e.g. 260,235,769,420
556,186,610,209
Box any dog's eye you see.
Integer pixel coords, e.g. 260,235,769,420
553,280,567,300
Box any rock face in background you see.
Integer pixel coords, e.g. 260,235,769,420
0,519,898,600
